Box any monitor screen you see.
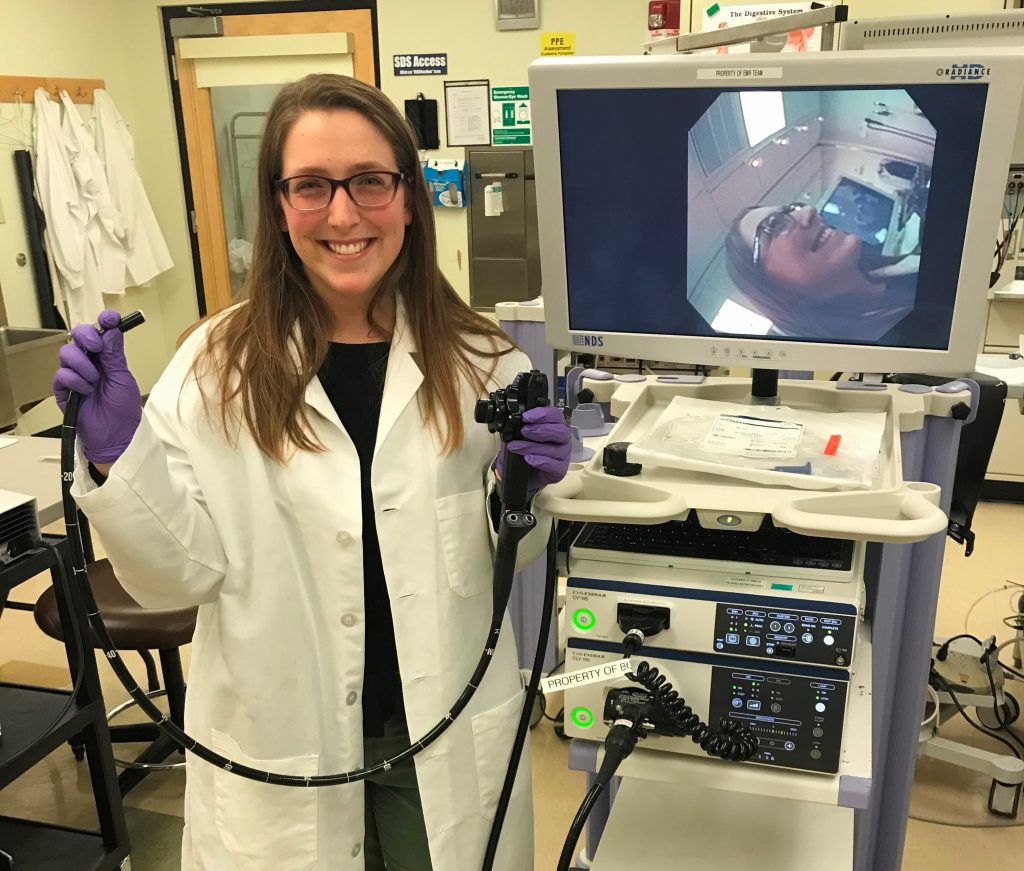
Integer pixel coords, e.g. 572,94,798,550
557,83,987,349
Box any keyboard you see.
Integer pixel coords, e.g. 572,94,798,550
573,514,854,572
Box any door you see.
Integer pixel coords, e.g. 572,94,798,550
167,6,378,316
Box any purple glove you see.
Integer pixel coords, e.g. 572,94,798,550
496,405,572,492
52,309,142,465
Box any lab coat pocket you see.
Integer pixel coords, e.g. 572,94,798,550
210,729,319,870
435,488,492,597
471,692,525,820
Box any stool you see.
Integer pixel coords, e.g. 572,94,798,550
34,558,197,796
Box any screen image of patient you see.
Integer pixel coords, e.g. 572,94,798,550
686,88,934,341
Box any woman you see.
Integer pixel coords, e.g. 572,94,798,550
724,202,919,341
52,74,569,871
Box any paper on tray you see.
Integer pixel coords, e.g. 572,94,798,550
629,396,885,491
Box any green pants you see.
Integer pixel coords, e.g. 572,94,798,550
361,720,434,871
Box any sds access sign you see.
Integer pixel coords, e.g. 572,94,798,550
393,53,448,76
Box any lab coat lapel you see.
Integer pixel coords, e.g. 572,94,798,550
299,301,424,443
376,302,423,454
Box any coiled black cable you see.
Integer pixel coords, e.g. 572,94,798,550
628,661,758,761
59,312,536,791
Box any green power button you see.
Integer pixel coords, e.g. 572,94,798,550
573,608,596,632
572,707,594,728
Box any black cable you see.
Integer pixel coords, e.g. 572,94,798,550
60,322,534,788
0,543,86,773
628,661,758,760
932,671,1023,762
935,633,984,661
1000,660,1024,682
481,524,558,870
557,781,605,871
984,654,1024,755
556,720,644,871
534,660,567,723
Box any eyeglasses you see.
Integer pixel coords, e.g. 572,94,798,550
276,171,405,210
751,202,806,267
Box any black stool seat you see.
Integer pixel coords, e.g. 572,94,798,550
34,558,196,650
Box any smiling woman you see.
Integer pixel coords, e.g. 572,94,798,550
53,73,571,871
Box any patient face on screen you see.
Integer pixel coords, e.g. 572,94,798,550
737,204,872,298
686,88,935,341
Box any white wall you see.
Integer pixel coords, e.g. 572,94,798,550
0,0,171,433
377,0,651,301
0,0,1015,434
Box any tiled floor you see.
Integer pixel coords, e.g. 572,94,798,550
2,502,1023,869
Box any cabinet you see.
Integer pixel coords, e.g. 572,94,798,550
466,146,541,310
0,538,129,870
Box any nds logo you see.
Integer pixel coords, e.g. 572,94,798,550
936,64,990,81
572,334,604,348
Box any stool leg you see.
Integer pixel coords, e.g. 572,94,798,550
69,732,86,762
158,649,187,727
138,649,160,693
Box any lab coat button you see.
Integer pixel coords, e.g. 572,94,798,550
346,691,358,706
336,531,353,546
341,613,357,627
352,844,361,857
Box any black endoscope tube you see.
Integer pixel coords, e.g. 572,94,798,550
59,311,520,788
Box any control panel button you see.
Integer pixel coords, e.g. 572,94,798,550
783,622,796,634
801,633,814,644
784,741,796,751
745,636,760,647
572,609,596,631
726,633,740,645
815,702,826,713
810,749,822,760
572,708,594,728
747,700,761,711
732,698,743,708
765,645,775,655
770,621,782,632
823,635,835,647
771,703,782,714
813,728,824,738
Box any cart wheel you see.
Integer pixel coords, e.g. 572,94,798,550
978,692,1020,730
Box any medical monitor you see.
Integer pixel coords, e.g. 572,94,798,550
529,50,1024,375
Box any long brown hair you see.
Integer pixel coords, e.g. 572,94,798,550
186,74,514,462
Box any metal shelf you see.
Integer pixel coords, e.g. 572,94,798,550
0,684,99,788
0,816,125,871
0,537,129,869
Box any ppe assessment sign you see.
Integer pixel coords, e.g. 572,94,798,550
393,53,448,76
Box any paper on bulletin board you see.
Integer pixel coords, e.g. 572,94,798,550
491,86,531,146
444,80,491,147
702,2,826,54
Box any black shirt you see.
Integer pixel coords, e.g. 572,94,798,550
317,341,401,737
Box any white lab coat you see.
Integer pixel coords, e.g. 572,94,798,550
91,89,173,287
32,88,100,326
72,303,542,870
60,92,128,297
